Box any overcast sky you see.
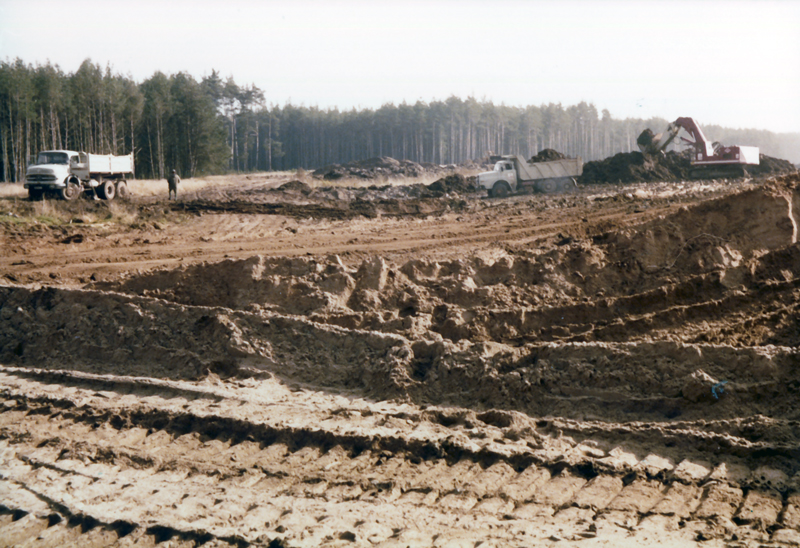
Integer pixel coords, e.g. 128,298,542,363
1,0,799,133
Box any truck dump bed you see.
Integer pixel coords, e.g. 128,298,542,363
87,153,134,175
513,155,583,182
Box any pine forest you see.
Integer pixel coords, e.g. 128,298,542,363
0,58,793,182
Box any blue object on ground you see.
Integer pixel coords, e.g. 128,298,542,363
712,381,729,400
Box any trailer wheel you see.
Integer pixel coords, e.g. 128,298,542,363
98,180,116,201
492,181,511,199
61,182,81,201
115,180,130,200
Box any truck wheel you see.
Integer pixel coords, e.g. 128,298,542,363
492,181,511,199
538,179,558,193
61,182,81,201
28,189,44,201
560,178,577,192
98,180,116,201
115,180,130,200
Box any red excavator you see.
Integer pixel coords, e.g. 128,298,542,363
638,117,759,178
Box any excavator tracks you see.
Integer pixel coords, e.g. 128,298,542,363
1,367,798,547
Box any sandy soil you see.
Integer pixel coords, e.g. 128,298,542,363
1,170,800,547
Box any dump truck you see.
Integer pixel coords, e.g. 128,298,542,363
24,150,134,201
477,155,583,197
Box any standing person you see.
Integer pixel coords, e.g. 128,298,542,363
167,169,180,200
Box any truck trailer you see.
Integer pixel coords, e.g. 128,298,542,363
24,150,134,201
477,155,583,197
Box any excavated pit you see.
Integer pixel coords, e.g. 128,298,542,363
2,171,800,546
4,175,800,426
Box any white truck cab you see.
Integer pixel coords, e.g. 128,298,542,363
25,150,82,191
477,160,518,193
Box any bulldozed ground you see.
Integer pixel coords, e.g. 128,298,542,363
2,165,800,547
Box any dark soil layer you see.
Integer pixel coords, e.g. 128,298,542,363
530,149,567,163
580,151,691,184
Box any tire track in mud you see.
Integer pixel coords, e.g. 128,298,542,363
0,189,676,288
1,369,799,547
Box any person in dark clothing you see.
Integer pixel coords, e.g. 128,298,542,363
167,169,180,200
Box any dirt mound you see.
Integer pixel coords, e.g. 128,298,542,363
426,173,477,194
751,153,797,177
580,150,691,184
277,180,312,194
530,148,567,163
312,156,438,180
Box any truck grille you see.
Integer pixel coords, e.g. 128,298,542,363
26,174,57,182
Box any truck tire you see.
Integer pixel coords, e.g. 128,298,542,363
115,180,130,200
98,180,116,201
560,178,577,192
537,179,558,193
61,182,81,201
492,181,511,199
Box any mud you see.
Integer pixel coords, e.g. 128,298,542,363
2,171,800,546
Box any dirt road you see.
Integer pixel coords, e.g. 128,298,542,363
2,172,800,546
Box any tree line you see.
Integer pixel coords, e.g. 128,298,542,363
0,58,794,182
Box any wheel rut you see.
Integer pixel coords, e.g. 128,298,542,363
1,369,798,547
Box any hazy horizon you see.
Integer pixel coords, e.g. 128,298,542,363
1,0,799,133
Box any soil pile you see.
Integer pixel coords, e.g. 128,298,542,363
530,148,567,162
426,173,477,195
580,150,691,184
277,180,312,194
312,156,439,180
751,153,797,176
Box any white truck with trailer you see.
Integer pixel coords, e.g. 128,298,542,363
478,155,583,197
24,150,134,201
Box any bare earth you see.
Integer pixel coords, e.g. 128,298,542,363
1,171,800,547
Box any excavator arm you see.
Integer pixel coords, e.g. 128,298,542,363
638,117,713,157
